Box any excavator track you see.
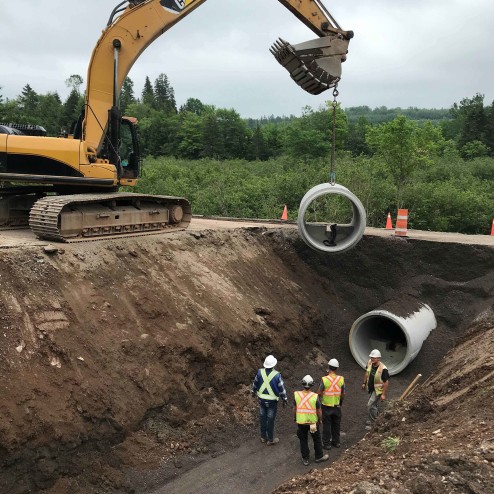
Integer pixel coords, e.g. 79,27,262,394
29,193,191,243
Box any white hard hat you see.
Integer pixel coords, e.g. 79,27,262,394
302,375,314,387
328,358,339,368
369,349,382,358
263,355,277,368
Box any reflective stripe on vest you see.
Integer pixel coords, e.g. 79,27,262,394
257,368,279,400
321,373,344,406
294,390,318,424
366,360,387,396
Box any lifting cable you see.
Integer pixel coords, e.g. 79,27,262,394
329,85,339,186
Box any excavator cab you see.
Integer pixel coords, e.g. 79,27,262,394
119,117,141,181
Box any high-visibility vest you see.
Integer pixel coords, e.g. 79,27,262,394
366,360,387,396
257,368,280,401
294,390,318,424
321,373,344,406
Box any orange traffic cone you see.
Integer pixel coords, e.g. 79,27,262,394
491,218,494,236
281,205,288,221
385,212,393,230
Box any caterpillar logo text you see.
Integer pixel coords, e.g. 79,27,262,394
160,0,193,13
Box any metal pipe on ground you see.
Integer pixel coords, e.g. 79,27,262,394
349,297,437,375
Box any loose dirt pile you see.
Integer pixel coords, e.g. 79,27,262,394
0,227,492,493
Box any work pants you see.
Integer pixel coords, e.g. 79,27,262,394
258,399,278,442
367,391,381,422
322,405,341,446
297,423,324,461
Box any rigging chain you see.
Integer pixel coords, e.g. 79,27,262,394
329,85,339,185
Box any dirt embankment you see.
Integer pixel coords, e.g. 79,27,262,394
0,228,493,493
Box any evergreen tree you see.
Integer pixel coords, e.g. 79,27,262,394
120,77,136,114
61,89,84,133
153,73,176,113
248,123,268,160
483,100,494,156
450,94,486,158
141,76,155,108
345,116,371,156
18,84,39,119
37,93,63,135
202,111,223,158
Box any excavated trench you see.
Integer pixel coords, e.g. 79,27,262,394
0,227,492,493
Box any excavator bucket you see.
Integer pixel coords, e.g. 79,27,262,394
270,36,349,95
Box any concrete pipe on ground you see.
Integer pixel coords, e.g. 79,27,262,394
297,183,366,254
349,297,437,375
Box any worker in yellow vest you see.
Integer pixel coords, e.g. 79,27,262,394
318,358,345,450
294,375,329,466
361,349,390,430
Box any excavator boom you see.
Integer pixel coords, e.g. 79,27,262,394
85,0,352,151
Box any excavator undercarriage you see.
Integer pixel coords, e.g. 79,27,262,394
28,193,191,242
0,189,191,242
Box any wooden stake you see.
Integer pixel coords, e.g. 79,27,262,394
399,374,422,401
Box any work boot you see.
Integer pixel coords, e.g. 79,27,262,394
302,458,310,466
266,438,279,446
322,443,331,450
315,454,329,463
364,425,372,431
331,442,341,448
260,437,266,443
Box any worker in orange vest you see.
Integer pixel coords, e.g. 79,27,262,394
294,375,329,466
318,358,345,449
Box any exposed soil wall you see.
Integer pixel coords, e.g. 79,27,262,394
0,228,492,493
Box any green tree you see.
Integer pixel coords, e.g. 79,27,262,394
65,74,84,94
153,73,176,113
61,89,84,133
141,76,155,108
176,111,204,159
18,84,39,118
120,77,136,114
37,93,63,135
450,94,486,158
345,116,371,156
179,98,205,115
366,115,443,208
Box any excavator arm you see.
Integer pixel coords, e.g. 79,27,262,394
84,0,352,153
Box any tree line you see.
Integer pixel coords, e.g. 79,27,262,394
1,76,493,233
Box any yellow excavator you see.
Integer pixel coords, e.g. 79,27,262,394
0,0,352,242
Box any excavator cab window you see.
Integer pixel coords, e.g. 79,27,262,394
120,117,141,180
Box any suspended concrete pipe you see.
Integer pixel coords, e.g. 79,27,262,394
298,183,366,254
349,297,437,375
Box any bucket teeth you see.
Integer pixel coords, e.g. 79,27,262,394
270,36,349,95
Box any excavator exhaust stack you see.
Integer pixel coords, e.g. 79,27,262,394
270,35,349,95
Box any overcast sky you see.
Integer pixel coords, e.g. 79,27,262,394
1,0,494,118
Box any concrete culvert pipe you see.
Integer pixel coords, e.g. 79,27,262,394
297,183,366,254
349,297,437,375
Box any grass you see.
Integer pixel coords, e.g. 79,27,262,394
381,435,401,453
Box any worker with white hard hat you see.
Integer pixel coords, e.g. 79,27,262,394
317,358,345,450
251,354,288,445
362,349,390,430
293,375,329,466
